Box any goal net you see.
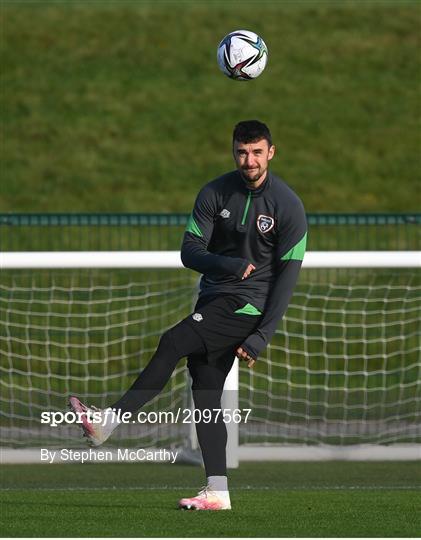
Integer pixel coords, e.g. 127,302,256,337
1,251,420,460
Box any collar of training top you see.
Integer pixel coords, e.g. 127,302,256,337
236,170,273,197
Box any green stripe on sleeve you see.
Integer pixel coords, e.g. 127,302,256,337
235,303,262,316
185,214,203,238
281,232,307,261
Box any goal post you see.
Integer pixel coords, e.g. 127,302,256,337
1,250,420,463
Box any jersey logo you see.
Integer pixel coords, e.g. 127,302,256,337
192,313,203,322
257,215,274,234
220,209,230,218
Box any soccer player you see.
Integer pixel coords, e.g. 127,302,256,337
69,120,307,511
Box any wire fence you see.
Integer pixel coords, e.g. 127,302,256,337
1,213,420,252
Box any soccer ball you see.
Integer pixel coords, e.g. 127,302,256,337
217,30,268,81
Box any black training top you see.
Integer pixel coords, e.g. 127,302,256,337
180,169,307,359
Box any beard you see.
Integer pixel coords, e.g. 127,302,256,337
240,167,265,183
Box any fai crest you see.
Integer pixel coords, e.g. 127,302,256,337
257,215,274,234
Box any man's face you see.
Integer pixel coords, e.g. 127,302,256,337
233,138,275,185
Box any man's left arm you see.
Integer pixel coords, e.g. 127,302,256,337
239,198,307,362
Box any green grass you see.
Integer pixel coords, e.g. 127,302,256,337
1,1,420,213
1,461,420,537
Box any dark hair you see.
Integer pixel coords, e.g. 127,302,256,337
233,120,273,147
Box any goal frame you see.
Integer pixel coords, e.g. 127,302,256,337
1,250,420,464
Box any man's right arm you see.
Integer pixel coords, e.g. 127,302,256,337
181,186,249,279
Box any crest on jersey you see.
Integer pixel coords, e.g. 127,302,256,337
257,215,274,234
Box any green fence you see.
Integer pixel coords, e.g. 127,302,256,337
1,213,420,252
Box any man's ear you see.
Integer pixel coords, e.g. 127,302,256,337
268,145,275,161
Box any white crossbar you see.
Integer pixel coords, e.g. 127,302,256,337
1,251,420,269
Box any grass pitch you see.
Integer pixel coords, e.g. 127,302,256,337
2,1,420,213
1,461,420,537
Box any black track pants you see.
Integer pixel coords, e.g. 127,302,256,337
111,295,260,476
111,320,206,414
187,350,235,476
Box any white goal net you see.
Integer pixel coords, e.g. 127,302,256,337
1,251,420,461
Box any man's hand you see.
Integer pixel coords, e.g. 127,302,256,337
236,347,256,368
242,263,256,280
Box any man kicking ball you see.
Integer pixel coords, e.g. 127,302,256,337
69,120,307,510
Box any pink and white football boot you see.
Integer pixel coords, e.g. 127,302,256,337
68,396,119,447
178,487,231,511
